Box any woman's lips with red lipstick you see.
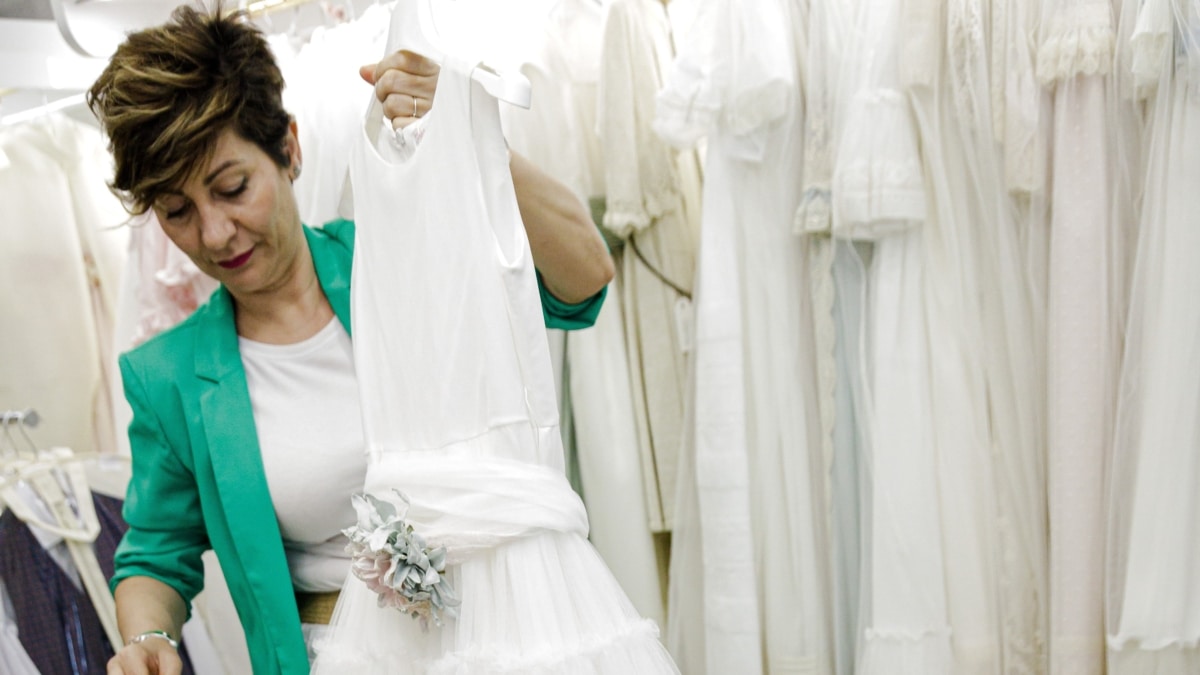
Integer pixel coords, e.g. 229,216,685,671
217,248,254,269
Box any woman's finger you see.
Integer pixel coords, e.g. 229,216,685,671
359,62,377,85
382,93,426,121
375,68,437,103
374,49,440,80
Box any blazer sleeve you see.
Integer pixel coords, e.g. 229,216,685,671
110,353,210,612
538,272,607,330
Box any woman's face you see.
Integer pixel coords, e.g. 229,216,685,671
153,125,303,299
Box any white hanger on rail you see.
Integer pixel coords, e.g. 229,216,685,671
0,411,123,651
386,0,532,109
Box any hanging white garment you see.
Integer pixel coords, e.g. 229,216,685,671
567,288,666,630
110,212,217,457
0,116,126,458
658,0,832,671
500,0,607,204
994,0,1052,310
310,51,677,673
599,0,702,533
949,4,1049,672
795,3,866,671
275,4,391,226
900,0,1022,671
1107,2,1200,672
1036,1,1115,673
32,116,130,458
497,1,664,628
829,0,956,672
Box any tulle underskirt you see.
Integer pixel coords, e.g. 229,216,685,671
311,531,679,674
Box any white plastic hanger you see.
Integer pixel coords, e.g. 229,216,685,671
0,435,123,650
386,0,532,109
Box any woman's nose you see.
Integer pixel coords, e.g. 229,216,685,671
197,204,236,251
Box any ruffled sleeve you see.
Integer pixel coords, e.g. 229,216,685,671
1036,1,1115,83
598,0,682,240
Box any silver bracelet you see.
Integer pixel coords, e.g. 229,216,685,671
128,630,179,650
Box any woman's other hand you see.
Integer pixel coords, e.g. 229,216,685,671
107,639,183,675
360,50,440,130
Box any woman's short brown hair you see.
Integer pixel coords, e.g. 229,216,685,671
87,4,291,214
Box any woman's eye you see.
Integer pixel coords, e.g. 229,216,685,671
164,203,189,220
221,180,248,198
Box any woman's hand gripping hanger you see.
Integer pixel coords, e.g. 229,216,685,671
365,0,531,143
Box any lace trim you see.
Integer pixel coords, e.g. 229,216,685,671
1036,4,1115,83
603,207,651,240
990,0,1009,143
1130,33,1171,89
832,159,926,236
808,238,838,550
1129,0,1173,93
727,81,792,139
833,160,925,195
948,0,987,132
602,187,680,240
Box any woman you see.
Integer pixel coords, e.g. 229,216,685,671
92,6,613,674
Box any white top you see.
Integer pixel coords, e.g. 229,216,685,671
239,317,366,592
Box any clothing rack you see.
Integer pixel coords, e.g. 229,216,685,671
1,409,39,428
0,408,40,458
0,406,125,652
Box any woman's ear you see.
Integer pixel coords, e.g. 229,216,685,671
286,118,303,178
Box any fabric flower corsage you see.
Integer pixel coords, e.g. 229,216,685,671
343,490,460,630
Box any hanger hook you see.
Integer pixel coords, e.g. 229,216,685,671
0,409,40,460
1,415,20,461
15,419,39,458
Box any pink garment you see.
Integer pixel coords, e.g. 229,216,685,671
127,213,218,347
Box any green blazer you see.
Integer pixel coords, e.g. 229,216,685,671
112,220,604,674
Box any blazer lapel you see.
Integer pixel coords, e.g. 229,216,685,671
190,227,353,663
195,227,353,572
306,224,353,335
193,287,296,634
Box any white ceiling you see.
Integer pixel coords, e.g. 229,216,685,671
0,0,52,19
0,0,566,120
2,0,243,118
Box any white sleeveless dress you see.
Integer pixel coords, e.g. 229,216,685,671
308,56,677,674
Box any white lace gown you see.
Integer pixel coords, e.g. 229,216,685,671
1108,2,1200,672
658,0,833,671
0,115,128,459
828,1,956,672
599,0,702,534
309,51,677,674
1037,2,1116,672
497,0,666,629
